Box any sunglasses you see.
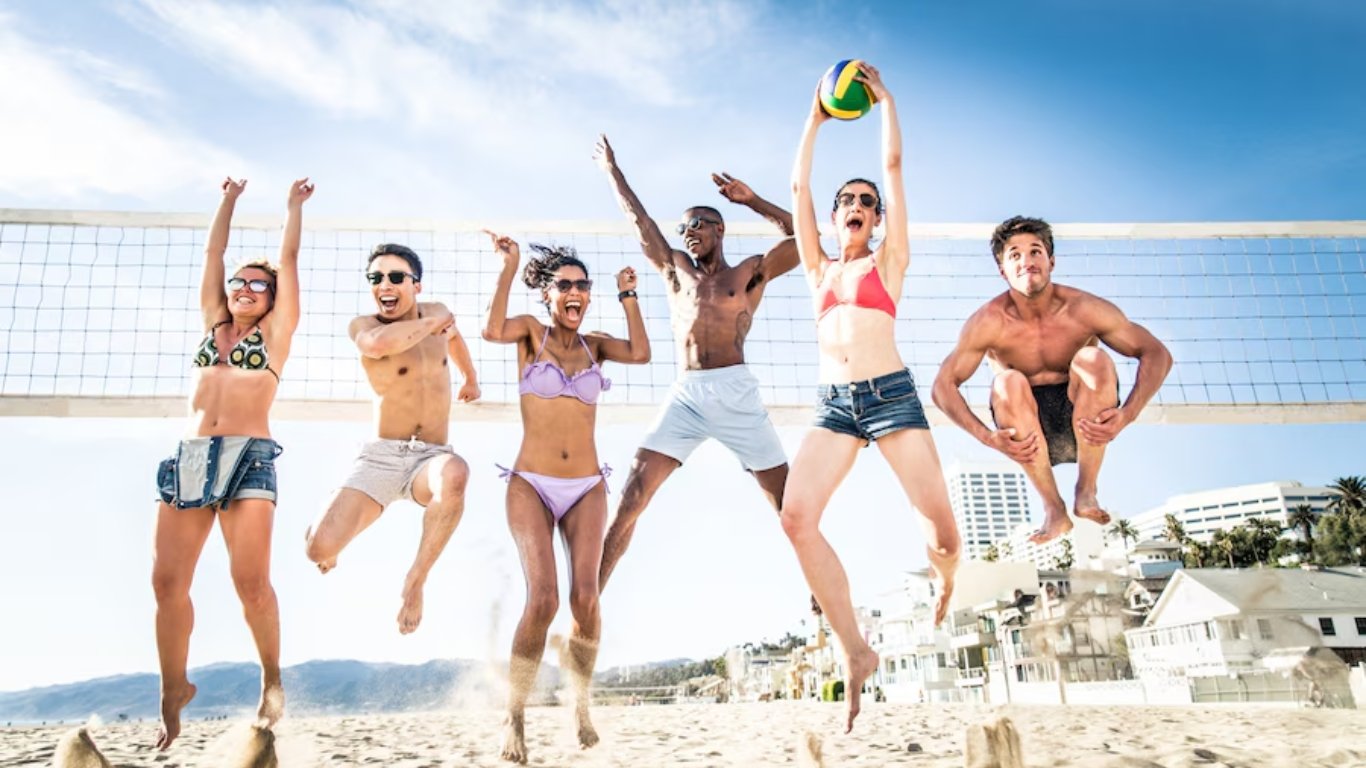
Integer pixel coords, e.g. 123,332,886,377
552,279,593,292
676,216,721,235
835,192,880,210
366,270,420,286
227,277,273,293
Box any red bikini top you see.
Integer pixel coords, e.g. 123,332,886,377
817,259,898,320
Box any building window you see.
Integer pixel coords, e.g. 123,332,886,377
1355,617,1366,635
1319,617,1336,637
1257,619,1274,641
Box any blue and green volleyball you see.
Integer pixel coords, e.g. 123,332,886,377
819,59,876,120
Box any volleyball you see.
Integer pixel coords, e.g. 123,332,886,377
819,59,876,120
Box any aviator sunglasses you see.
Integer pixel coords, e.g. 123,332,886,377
675,216,721,235
835,192,881,210
553,279,593,292
366,270,420,286
227,277,273,293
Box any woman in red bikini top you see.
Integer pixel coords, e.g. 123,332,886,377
481,231,650,764
781,61,962,734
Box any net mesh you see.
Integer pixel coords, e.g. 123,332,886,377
1,211,1363,422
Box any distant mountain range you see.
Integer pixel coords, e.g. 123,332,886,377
0,659,562,724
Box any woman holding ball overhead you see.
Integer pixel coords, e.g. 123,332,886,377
784,61,961,732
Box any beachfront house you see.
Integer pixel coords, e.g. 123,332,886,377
1125,567,1366,679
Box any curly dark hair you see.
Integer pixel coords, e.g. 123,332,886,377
521,243,589,308
990,216,1054,265
833,178,884,215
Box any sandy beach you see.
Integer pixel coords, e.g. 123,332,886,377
6,702,1365,768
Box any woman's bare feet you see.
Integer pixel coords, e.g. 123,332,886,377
844,646,880,733
501,711,527,764
576,703,600,749
155,682,197,750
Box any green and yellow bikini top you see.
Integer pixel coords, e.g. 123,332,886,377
193,320,279,380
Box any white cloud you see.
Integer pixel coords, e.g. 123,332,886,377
0,16,241,202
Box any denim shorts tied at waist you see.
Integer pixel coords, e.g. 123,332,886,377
812,368,930,443
157,437,283,509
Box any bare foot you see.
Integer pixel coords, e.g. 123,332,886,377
501,712,528,764
1028,508,1074,544
843,646,879,733
155,682,197,751
398,580,424,634
1073,491,1111,526
256,680,285,729
316,556,336,574
576,704,599,749
933,572,955,627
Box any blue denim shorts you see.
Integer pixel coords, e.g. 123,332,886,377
157,437,282,509
812,368,930,443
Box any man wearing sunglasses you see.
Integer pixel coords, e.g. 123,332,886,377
305,243,481,635
593,134,799,591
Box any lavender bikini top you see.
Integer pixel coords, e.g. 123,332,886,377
519,327,611,405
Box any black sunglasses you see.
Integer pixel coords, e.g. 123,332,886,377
835,192,880,210
553,279,593,292
366,270,420,286
227,277,273,293
676,216,721,235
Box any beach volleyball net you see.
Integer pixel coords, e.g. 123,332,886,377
1,210,1362,423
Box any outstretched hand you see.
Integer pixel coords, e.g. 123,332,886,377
616,266,638,293
712,172,755,205
985,427,1040,464
593,134,616,173
287,177,315,208
483,229,520,270
221,177,247,199
853,61,889,103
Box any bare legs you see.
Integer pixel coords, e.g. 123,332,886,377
992,347,1119,543
1069,347,1118,526
874,430,961,626
305,454,470,634
990,370,1071,543
598,449,679,591
152,498,281,750
502,478,608,764
151,502,214,750
779,429,876,733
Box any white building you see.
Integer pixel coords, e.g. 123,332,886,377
946,461,1035,561
1125,566,1366,680
1128,481,1336,543
996,519,1109,571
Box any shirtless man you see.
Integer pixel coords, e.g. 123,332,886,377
305,243,480,633
593,135,798,588
932,216,1171,543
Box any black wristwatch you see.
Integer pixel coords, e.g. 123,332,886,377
618,289,638,301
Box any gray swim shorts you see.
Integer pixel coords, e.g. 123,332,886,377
341,439,455,507
640,364,787,471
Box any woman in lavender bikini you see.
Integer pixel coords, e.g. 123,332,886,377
481,231,649,764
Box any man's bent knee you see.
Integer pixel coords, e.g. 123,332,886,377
439,455,470,496
992,370,1031,401
1070,346,1115,378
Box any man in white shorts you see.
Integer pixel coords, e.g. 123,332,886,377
594,135,798,589
305,243,481,634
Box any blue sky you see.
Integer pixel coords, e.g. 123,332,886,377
1,1,1365,692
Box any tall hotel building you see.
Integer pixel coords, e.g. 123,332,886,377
946,461,1035,561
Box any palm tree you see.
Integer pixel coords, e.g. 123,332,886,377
1110,519,1139,552
1243,517,1284,565
983,543,1000,562
1328,476,1366,518
1212,530,1237,568
1163,513,1186,544
1286,504,1317,562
